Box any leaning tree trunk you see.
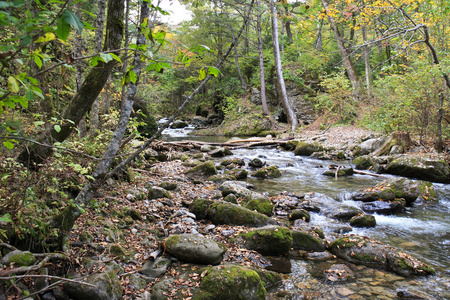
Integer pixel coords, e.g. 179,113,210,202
270,0,298,131
372,132,411,156
17,0,125,168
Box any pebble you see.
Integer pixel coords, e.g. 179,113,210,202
336,287,354,297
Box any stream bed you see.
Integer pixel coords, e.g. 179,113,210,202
162,128,450,299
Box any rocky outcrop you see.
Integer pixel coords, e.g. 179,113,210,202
165,234,227,265
328,235,435,276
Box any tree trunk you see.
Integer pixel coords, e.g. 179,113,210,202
270,0,298,131
372,132,411,156
90,0,107,135
362,22,371,98
313,19,324,51
74,3,87,138
257,0,269,115
226,12,246,91
321,0,362,101
17,0,125,168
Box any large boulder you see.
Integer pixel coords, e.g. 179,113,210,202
197,264,267,300
170,119,188,129
208,201,274,227
209,147,233,157
386,155,450,183
253,166,282,178
64,271,123,300
352,178,437,204
1,250,36,267
220,181,269,201
190,198,274,227
323,204,363,221
352,136,387,157
291,230,326,252
165,234,227,265
236,225,293,256
328,235,435,276
185,161,218,179
361,200,405,215
294,141,323,156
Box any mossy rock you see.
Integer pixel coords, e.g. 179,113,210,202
109,244,126,259
289,209,310,222
291,230,326,252
195,264,267,300
386,155,450,183
294,141,323,156
242,198,274,216
189,198,214,220
353,155,373,170
185,161,218,177
224,194,238,204
322,167,354,177
349,214,376,228
208,201,273,227
165,234,227,265
64,270,123,300
282,140,299,151
253,166,282,178
1,250,37,267
238,225,292,256
148,186,172,200
328,236,435,276
158,181,178,191
221,158,245,166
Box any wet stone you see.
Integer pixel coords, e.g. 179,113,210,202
336,288,354,297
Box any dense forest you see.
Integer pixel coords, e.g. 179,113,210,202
0,0,449,299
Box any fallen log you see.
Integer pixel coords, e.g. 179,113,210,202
353,169,386,177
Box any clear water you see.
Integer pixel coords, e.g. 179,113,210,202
163,129,450,299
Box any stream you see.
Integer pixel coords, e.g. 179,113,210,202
161,126,450,299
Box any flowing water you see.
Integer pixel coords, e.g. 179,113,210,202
162,127,450,299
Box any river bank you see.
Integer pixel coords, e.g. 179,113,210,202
1,125,448,299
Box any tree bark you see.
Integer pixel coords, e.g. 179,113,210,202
257,0,269,115
321,0,362,101
90,0,107,135
17,0,125,168
271,0,298,131
362,22,371,98
372,132,411,156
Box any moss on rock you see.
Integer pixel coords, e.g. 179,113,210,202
243,198,274,216
253,166,282,178
197,264,267,300
238,226,292,256
208,201,272,227
294,141,323,156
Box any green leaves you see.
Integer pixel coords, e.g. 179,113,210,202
198,66,221,81
146,61,171,73
7,76,19,93
56,10,84,41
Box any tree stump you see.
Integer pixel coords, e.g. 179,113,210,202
372,132,411,156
